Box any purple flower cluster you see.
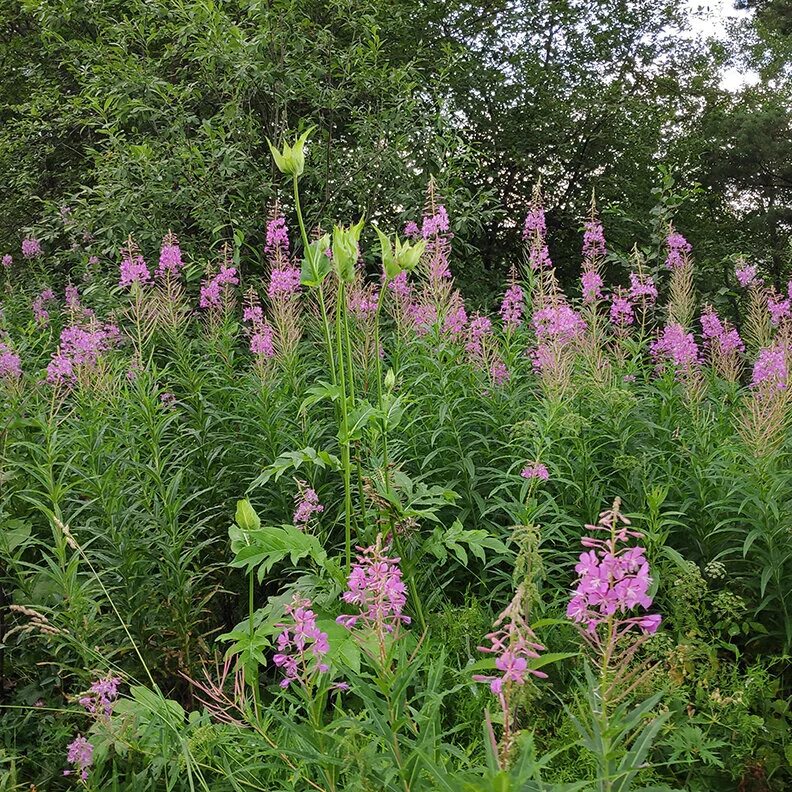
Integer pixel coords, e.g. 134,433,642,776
79,675,120,719
265,216,290,256
403,220,420,239
628,272,657,304
243,305,263,325
268,266,301,300
699,306,745,359
581,270,603,304
499,282,524,327
250,323,275,358
520,462,549,481
64,735,94,781
22,236,43,259
650,323,699,372
610,293,634,327
532,304,586,344
155,233,184,278
0,341,22,380
767,292,791,327
409,302,437,336
735,261,757,288
388,270,411,299
336,540,410,635
273,596,330,687
199,265,239,309
664,231,692,270
119,251,151,288
522,206,546,240
582,218,606,260
2,253,11,268
443,304,468,337
473,610,547,695
293,486,324,525
421,205,450,239
567,504,661,636
466,314,492,358
348,291,379,319
490,359,510,386
752,345,787,390
46,322,119,385
33,288,56,326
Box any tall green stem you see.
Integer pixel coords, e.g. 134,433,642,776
335,283,353,572
293,173,336,385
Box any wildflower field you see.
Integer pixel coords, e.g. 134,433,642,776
1,126,791,792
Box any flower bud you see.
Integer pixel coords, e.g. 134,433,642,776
332,218,364,283
235,499,261,531
267,127,314,178
375,227,425,280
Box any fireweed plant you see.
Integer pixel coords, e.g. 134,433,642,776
0,131,791,790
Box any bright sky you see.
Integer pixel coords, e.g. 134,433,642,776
686,0,761,90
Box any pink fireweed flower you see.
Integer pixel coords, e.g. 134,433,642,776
119,251,151,288
532,304,586,344
421,205,450,239
88,255,99,266
243,305,263,325
581,270,603,304
267,266,301,299
2,254,11,268
650,323,699,373
33,288,56,326
46,352,75,386
273,596,330,688
567,498,661,639
22,236,43,259
521,463,549,481
473,618,546,695
388,270,411,299
528,241,552,271
664,231,692,270
522,206,547,240
199,265,239,308
409,302,437,336
64,284,81,312
64,735,94,781
752,345,787,390
700,306,724,340
490,359,510,386
59,323,118,366
442,304,468,337
610,294,635,327
155,232,184,277
403,220,420,239
719,328,745,354
736,261,757,288
500,282,524,327
582,218,606,260
628,272,657,304
465,314,492,357
0,342,21,380
336,537,410,636
767,292,791,327
265,216,290,256
293,485,324,525
250,323,275,357
348,291,379,319
79,676,120,718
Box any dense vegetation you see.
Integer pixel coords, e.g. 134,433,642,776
1,1,791,790
1,0,790,300
1,144,791,788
